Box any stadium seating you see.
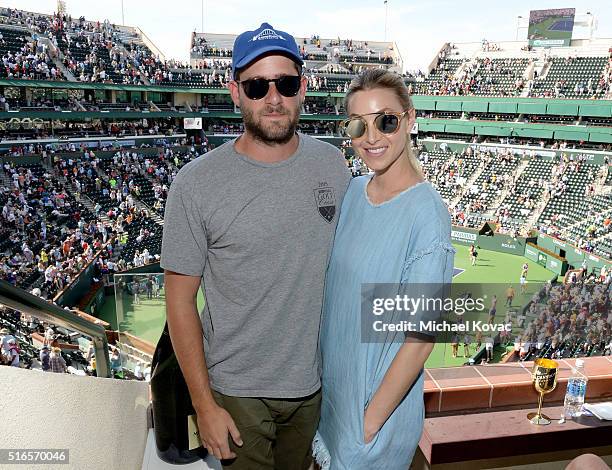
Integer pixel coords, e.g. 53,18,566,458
411,56,528,97
497,159,555,231
0,26,64,80
531,56,609,98
456,150,521,222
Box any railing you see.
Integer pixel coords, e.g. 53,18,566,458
0,280,111,377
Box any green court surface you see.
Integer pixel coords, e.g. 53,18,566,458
528,16,573,41
98,285,204,345
424,244,556,368
98,244,556,367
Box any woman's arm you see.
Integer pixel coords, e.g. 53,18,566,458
363,336,434,443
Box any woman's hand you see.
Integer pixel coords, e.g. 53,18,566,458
363,407,380,444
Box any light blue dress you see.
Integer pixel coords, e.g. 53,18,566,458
313,176,455,470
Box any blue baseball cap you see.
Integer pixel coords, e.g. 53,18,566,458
232,23,303,79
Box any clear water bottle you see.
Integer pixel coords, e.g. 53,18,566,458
563,359,588,419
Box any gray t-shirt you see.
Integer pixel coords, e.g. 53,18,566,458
160,133,351,397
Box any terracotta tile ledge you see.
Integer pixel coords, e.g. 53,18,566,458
424,355,612,415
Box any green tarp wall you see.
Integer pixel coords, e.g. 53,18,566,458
524,243,568,275
536,233,612,271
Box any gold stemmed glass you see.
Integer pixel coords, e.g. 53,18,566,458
528,358,559,425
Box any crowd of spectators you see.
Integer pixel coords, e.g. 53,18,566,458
0,135,207,307
449,148,518,226
514,278,612,361
0,28,64,80
0,306,152,379
0,161,104,300
415,56,527,96
0,117,180,143
419,147,478,199
191,35,231,58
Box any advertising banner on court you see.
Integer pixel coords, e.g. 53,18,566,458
476,234,528,256
451,226,479,245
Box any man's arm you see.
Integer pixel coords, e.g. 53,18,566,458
164,270,213,408
164,270,243,460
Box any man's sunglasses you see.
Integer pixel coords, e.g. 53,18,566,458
341,110,411,139
236,75,302,100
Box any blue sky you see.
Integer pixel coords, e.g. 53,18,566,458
3,0,611,71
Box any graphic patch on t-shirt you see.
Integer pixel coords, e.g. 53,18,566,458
314,184,336,223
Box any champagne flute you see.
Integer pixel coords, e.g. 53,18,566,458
527,358,558,425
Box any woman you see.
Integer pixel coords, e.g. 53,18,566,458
313,69,454,469
469,243,477,266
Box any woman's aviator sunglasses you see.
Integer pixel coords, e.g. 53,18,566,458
341,110,411,139
237,75,302,100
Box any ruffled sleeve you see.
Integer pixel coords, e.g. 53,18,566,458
401,241,456,284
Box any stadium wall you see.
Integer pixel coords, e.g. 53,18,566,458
418,119,612,147
411,96,612,118
536,233,612,271
115,263,162,276
524,242,568,275
420,138,612,164
0,366,149,470
451,225,533,256
0,134,189,153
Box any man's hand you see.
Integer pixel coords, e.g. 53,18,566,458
196,401,243,460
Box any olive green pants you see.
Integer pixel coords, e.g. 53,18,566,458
211,388,322,470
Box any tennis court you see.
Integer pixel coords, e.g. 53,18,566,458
529,16,574,41
98,244,556,367
425,243,555,367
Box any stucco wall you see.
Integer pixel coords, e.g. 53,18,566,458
0,366,149,470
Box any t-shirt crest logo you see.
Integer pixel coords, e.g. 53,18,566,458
314,187,336,223
251,28,285,42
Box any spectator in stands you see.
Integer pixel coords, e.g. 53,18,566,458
49,347,66,373
0,327,16,363
110,347,122,377
43,326,55,347
4,338,20,367
39,345,50,371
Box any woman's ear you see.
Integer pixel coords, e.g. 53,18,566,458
405,108,416,135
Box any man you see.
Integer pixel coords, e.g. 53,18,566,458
6,338,19,367
488,294,497,325
505,284,515,307
160,22,350,469
463,333,471,358
485,336,494,363
519,273,527,295
49,347,66,373
521,262,529,279
40,345,50,371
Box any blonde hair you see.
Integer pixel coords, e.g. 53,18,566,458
345,69,422,177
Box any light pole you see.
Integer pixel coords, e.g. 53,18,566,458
121,0,125,25
384,1,389,41
516,15,522,41
201,0,204,33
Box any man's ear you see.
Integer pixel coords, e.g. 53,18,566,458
228,80,241,108
299,75,307,101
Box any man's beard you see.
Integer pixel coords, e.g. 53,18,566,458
241,102,300,145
